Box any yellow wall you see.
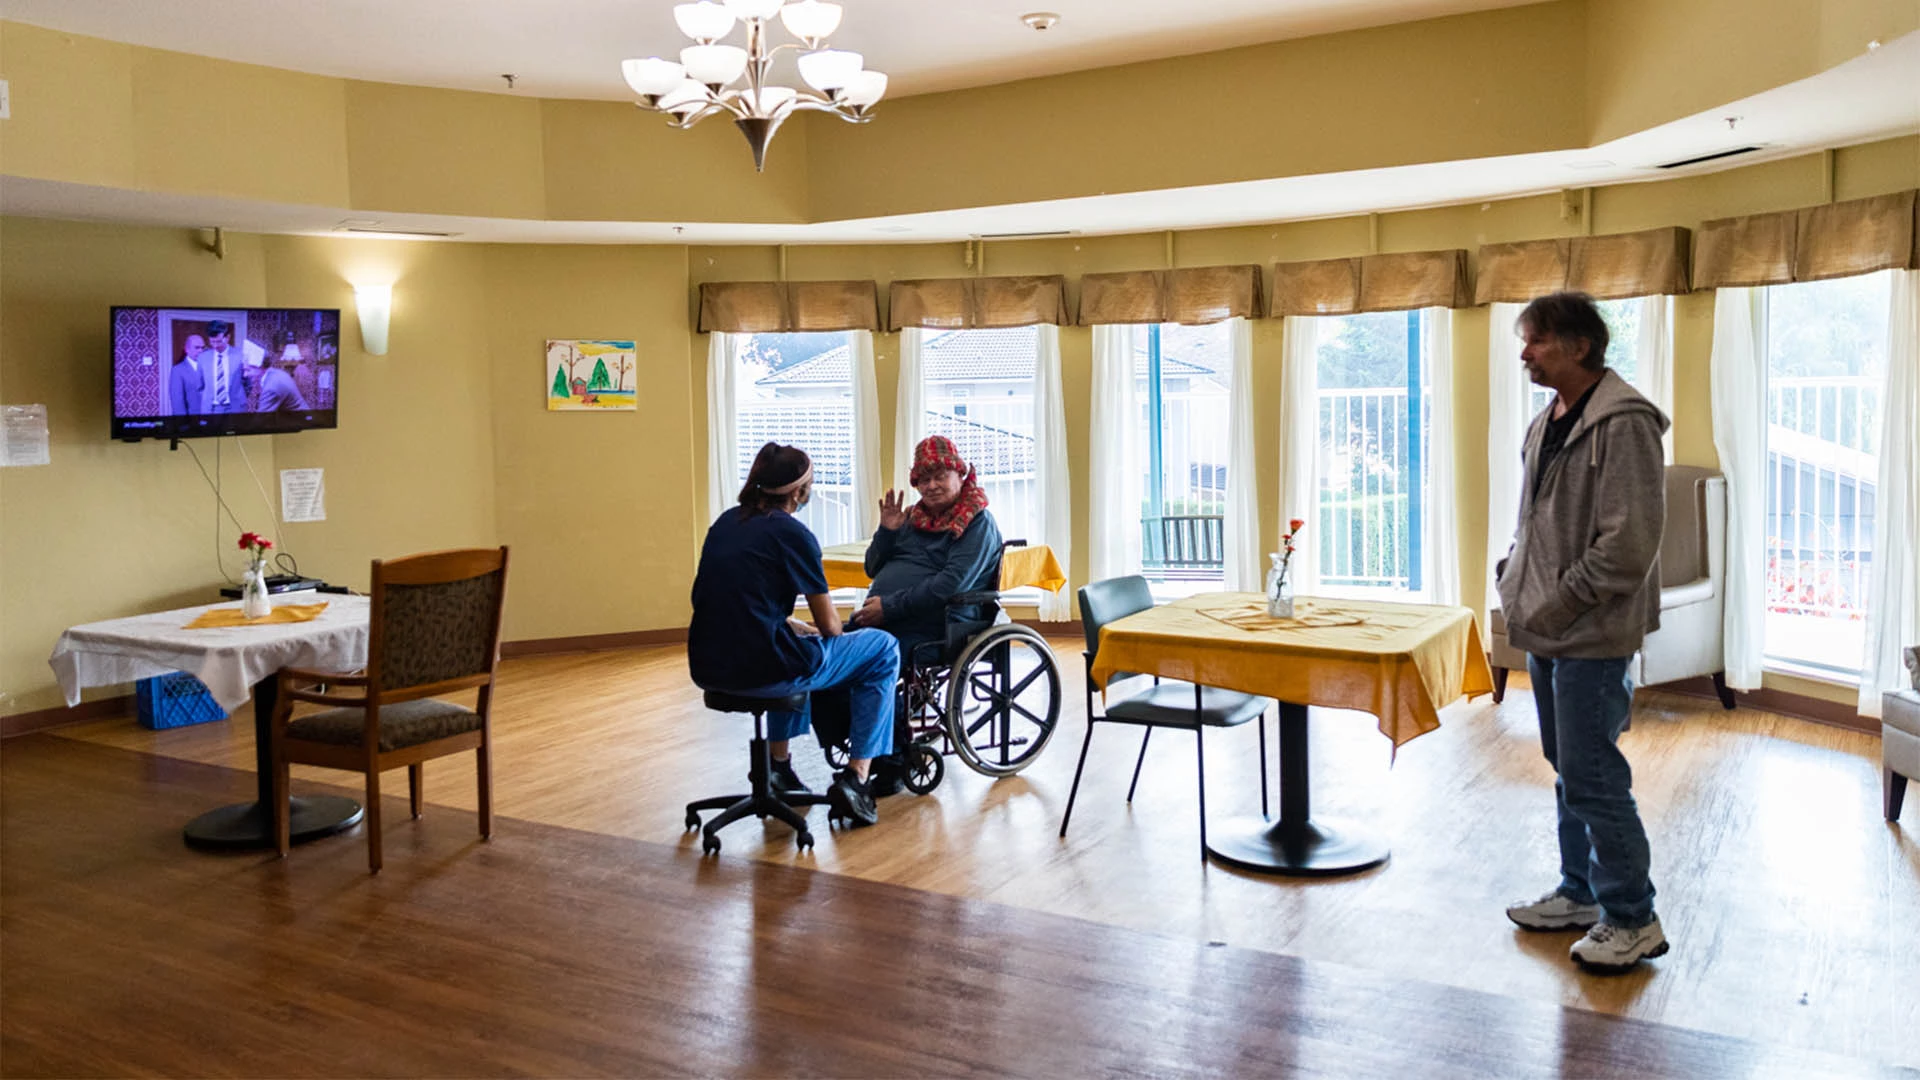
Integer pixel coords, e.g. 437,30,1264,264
4,136,1915,715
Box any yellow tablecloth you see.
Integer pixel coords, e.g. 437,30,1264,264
820,541,1066,593
184,602,330,629
1089,594,1493,748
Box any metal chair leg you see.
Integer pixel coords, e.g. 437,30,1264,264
1126,728,1153,802
1060,692,1098,838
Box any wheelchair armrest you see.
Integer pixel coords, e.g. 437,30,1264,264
948,590,999,608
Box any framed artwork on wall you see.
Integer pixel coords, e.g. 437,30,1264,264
546,340,637,411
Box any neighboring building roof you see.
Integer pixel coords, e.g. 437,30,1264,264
736,404,1034,487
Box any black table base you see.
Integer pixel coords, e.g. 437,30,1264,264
182,673,364,852
1204,701,1390,877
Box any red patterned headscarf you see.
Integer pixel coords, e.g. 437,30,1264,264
907,435,990,538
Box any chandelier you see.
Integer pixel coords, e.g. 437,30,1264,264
622,1,888,172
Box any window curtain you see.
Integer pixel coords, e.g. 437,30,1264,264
1485,303,1531,622
1709,287,1768,691
1221,317,1261,592
1860,269,1920,718
704,332,739,527
1424,309,1461,606
1033,325,1074,620
1277,317,1322,592
1088,325,1142,582
850,331,882,536
1635,295,1676,464
892,328,927,491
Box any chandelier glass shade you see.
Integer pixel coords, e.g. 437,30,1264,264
623,1,887,171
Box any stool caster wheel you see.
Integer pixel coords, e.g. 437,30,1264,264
701,834,721,856
795,830,814,852
684,810,702,831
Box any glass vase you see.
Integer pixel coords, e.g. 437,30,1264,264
1265,553,1295,619
241,561,272,619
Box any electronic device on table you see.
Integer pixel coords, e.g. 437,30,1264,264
218,575,328,600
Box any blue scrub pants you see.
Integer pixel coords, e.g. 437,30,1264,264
735,628,899,762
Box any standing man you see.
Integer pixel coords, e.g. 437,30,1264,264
1496,291,1670,972
169,333,206,416
201,320,245,413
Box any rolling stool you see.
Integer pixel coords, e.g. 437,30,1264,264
684,691,830,854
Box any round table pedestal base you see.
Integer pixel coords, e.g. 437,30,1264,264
1205,816,1389,877
183,796,364,851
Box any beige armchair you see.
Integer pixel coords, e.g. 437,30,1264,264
1884,647,1919,823
1490,466,1732,709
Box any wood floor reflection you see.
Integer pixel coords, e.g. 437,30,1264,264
49,638,1920,1068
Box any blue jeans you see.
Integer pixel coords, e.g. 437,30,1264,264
735,629,899,762
1527,654,1656,928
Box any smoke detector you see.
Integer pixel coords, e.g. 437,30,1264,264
1021,12,1060,31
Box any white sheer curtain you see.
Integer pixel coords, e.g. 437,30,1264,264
849,330,882,536
1032,325,1074,619
1860,270,1920,718
1709,287,1768,691
892,328,927,492
1485,302,1531,621
1276,317,1321,592
704,331,738,527
1636,294,1676,464
1222,317,1261,592
1423,308,1460,605
1087,325,1142,583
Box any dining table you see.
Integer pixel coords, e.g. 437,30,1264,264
1088,593,1493,876
49,593,372,850
819,540,1067,593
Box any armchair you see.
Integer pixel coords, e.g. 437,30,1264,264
1883,647,1919,823
1490,466,1732,708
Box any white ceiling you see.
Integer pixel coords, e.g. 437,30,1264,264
0,0,1539,100
3,30,1912,246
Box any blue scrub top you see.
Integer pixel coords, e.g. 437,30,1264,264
688,507,830,689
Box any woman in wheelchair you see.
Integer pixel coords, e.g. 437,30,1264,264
687,442,899,828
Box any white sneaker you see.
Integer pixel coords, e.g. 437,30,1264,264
1570,917,1669,972
1506,889,1603,931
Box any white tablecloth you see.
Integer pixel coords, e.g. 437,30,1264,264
48,593,371,713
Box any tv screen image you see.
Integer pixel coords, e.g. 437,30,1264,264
111,306,341,441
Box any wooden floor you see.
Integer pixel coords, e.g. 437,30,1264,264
13,637,1920,1074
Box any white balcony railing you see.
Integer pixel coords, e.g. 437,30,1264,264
1765,376,1878,632
1317,386,1419,590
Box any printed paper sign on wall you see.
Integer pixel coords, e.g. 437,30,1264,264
546,340,637,411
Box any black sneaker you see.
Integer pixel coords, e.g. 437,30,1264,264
827,769,879,828
768,756,812,796
867,755,905,798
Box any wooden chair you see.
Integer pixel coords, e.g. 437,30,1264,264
270,547,509,872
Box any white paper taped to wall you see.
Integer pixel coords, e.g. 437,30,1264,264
1,405,50,467
280,468,325,522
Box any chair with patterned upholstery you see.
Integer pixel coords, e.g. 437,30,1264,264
270,547,509,872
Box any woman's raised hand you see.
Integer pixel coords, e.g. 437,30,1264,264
878,488,908,530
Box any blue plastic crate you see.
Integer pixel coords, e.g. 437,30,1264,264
135,672,228,730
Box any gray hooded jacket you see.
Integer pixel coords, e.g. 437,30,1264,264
1496,369,1669,660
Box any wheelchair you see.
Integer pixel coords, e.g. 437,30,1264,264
814,541,1065,795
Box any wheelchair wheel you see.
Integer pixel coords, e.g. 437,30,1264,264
902,741,944,795
943,623,1062,777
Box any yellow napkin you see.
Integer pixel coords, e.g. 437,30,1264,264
185,601,329,629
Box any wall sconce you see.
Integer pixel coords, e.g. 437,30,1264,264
354,283,393,356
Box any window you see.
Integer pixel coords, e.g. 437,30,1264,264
1134,323,1232,588
1761,271,1892,676
1314,311,1433,594
919,329,1039,546
1527,297,1643,413
734,331,861,546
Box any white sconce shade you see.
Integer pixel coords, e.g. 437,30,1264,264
797,49,863,92
682,43,749,86
622,57,686,97
779,0,840,40
723,0,785,21
355,284,392,356
841,69,888,107
673,2,736,42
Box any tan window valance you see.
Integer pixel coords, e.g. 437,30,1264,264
1272,249,1470,316
888,275,1069,330
1694,189,1917,289
1076,265,1265,325
697,280,880,334
1475,227,1690,303
1474,239,1571,304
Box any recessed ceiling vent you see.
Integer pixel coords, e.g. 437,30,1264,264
334,224,459,238
1655,145,1763,170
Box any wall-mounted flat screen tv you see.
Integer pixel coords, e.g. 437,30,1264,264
111,306,341,441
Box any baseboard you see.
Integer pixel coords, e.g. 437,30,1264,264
500,627,689,658
1,694,133,739
1654,676,1874,734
